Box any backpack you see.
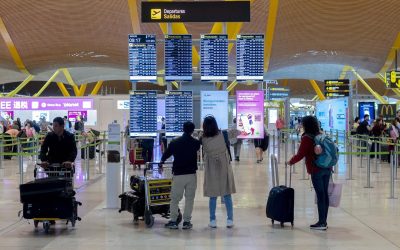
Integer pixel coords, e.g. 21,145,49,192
308,134,338,168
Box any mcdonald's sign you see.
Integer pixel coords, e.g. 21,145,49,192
377,104,396,122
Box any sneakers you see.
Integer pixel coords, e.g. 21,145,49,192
182,221,193,230
235,157,240,162
209,220,217,228
226,220,234,228
164,221,179,229
310,222,327,230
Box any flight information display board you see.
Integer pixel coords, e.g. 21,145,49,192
200,34,228,81
165,91,193,137
324,79,350,98
165,35,192,81
236,34,264,81
128,34,157,81
129,91,157,137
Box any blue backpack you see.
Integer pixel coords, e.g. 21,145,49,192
308,134,339,168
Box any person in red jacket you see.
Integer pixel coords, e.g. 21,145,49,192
286,116,331,231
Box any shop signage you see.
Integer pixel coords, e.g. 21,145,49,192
141,1,250,23
377,104,396,122
385,70,400,88
0,98,93,111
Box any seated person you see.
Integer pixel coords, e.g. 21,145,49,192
39,117,77,175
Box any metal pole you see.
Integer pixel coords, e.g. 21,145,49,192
18,138,24,184
395,144,398,180
373,139,379,173
272,131,276,156
103,131,106,157
365,141,373,188
85,143,90,180
277,130,281,163
270,154,276,187
389,151,397,199
284,135,288,165
359,137,364,168
347,138,354,180
98,140,103,174
122,155,126,193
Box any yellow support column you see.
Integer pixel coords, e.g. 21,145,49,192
264,0,279,72
350,68,387,104
127,0,141,34
56,82,70,97
6,75,34,97
0,17,30,75
33,70,61,97
309,80,326,100
91,81,103,95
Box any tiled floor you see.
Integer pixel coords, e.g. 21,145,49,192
1,142,400,250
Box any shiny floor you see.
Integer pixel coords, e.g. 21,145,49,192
0,141,400,250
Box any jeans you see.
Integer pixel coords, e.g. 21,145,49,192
232,142,242,159
209,194,233,221
311,168,331,224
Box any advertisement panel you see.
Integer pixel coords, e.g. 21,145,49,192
377,104,397,122
68,111,88,122
358,102,375,125
0,111,14,120
236,90,264,139
200,91,228,130
0,98,93,111
316,98,348,132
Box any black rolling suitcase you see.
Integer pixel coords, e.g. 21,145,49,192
20,177,74,203
266,159,294,227
23,197,79,219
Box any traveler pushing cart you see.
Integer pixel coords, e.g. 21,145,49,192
19,163,82,233
119,161,182,228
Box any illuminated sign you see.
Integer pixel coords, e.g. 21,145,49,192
324,79,350,98
377,104,396,122
385,70,400,88
267,87,290,101
141,1,250,23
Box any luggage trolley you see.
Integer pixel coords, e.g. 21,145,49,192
20,163,82,233
142,162,182,227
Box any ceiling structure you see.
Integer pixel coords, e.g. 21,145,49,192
0,0,399,98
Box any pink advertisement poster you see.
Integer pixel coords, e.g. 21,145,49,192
1,111,14,120
68,111,87,122
236,90,264,139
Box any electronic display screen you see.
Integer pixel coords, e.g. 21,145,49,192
165,91,193,137
200,34,228,81
165,35,192,81
236,34,264,81
200,91,228,129
129,91,158,137
128,34,157,81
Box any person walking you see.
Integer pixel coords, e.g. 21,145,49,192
230,118,242,161
201,116,236,229
286,116,331,230
161,122,200,230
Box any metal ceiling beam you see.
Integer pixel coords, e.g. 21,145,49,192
350,67,387,104
33,70,61,97
339,65,351,79
309,80,326,100
127,0,141,34
56,82,71,97
226,80,238,92
378,32,400,74
264,0,279,72
6,74,34,97
73,84,87,96
61,68,78,87
90,81,103,95
0,17,30,75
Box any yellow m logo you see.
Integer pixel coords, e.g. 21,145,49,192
380,104,394,116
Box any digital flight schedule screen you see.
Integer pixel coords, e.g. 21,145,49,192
200,34,228,81
165,35,192,81
128,34,157,81
236,34,264,81
129,91,157,137
165,91,193,137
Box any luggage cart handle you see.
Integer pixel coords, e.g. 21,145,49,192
144,161,173,176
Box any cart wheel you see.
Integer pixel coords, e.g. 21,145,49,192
34,220,39,228
280,222,284,228
43,221,50,233
144,210,154,228
177,210,183,224
271,219,274,225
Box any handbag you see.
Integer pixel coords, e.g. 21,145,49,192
314,177,343,207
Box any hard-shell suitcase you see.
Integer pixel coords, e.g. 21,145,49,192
20,177,74,203
23,197,79,219
266,156,294,227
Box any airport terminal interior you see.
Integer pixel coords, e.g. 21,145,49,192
1,0,400,249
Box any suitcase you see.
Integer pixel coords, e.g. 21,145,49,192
129,147,145,166
118,191,139,213
266,158,294,227
20,177,74,203
23,197,79,219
